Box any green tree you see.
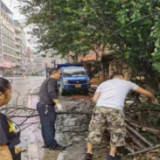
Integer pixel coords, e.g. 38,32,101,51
19,0,160,89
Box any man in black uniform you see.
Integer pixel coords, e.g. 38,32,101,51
37,68,64,150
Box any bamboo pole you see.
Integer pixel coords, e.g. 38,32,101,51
126,124,153,147
126,144,160,157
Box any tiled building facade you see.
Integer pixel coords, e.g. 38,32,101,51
0,0,27,76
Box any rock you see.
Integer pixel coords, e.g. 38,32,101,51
56,98,93,142
70,132,77,137
62,127,73,132
66,105,77,111
75,126,88,132
85,101,92,109
73,136,84,143
63,118,77,127
62,126,79,132
79,103,86,109
75,116,85,125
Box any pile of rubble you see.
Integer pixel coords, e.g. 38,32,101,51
57,97,94,143
123,104,160,160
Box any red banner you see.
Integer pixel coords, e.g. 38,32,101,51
0,63,4,67
4,62,11,68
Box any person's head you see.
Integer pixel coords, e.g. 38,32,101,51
49,68,62,80
0,78,11,106
112,73,124,80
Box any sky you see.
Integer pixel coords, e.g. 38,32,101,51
3,0,25,20
2,0,34,48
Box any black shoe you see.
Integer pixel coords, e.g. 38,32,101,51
107,155,121,160
84,153,93,160
42,145,49,148
49,144,66,150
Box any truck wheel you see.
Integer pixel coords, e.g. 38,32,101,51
83,89,89,95
59,86,66,96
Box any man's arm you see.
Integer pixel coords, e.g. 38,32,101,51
47,80,63,111
53,99,60,105
93,92,101,103
135,87,158,104
93,84,102,103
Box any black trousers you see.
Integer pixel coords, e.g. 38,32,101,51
10,149,21,160
12,153,21,160
37,101,57,147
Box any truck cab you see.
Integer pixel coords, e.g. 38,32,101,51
57,64,91,95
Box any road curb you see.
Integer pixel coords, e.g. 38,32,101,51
30,84,41,94
26,85,41,160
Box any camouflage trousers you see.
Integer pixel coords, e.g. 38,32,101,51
88,107,126,146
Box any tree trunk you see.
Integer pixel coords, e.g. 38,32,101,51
101,62,105,81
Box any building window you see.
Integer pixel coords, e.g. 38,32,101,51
3,45,15,55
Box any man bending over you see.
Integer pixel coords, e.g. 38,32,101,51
85,73,158,160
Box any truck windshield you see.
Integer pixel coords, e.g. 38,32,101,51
63,67,87,77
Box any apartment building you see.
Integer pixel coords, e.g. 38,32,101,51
13,20,27,75
0,0,27,76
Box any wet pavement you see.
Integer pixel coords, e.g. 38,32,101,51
8,76,45,106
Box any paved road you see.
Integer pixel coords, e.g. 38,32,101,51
7,76,45,106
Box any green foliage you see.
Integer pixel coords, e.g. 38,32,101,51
156,91,160,102
18,0,160,88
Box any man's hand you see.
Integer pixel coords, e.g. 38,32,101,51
56,103,63,111
135,87,159,104
53,99,63,111
152,98,159,105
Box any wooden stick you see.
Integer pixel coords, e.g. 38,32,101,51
127,131,147,149
126,124,153,147
9,111,92,118
125,143,135,153
126,120,160,134
126,144,160,157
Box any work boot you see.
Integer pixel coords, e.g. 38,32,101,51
42,145,49,148
84,153,93,160
49,144,66,150
107,155,121,160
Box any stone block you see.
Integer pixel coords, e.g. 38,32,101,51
63,118,77,127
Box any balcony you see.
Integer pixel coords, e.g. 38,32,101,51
15,35,22,40
15,49,21,53
14,26,23,34
2,20,14,33
15,52,21,59
0,18,2,25
15,62,21,67
15,41,21,46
